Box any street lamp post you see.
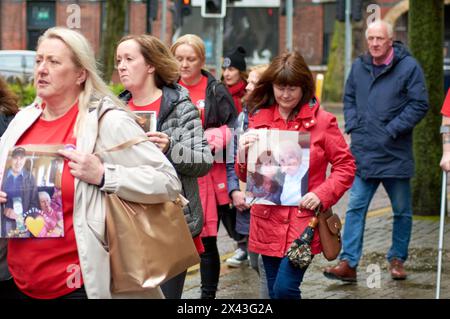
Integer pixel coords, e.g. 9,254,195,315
344,0,352,83
286,0,293,52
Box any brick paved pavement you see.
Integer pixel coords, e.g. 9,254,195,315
183,200,450,299
181,105,450,299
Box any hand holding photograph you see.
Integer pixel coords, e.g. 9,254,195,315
246,130,310,207
0,145,65,238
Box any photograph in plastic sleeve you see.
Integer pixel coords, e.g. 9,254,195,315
246,130,310,206
0,145,65,238
134,111,157,133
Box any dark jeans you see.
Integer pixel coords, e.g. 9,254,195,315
0,278,87,299
262,255,312,299
200,236,220,299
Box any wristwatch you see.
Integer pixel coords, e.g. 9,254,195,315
440,125,450,134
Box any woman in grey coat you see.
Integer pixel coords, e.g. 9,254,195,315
116,34,213,298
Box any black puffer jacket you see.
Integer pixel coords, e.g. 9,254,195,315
119,84,213,237
201,69,237,130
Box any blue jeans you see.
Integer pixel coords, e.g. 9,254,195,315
340,176,412,268
262,255,310,299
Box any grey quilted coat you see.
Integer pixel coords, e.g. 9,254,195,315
119,84,213,236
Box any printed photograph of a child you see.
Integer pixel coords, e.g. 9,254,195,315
246,130,310,206
0,145,64,238
135,111,157,133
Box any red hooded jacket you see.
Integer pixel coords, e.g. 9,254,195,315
236,101,356,257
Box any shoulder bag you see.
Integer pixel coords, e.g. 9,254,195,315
97,136,200,293
316,208,342,261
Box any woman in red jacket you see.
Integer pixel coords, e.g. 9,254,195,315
236,51,356,299
170,34,237,299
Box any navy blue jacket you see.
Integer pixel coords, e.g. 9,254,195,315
344,41,429,179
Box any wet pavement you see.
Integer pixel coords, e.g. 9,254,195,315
181,105,450,299
182,195,450,299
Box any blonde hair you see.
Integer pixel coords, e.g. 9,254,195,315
117,34,179,88
249,64,269,77
170,34,206,64
36,27,125,137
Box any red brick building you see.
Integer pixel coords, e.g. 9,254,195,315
1,0,449,68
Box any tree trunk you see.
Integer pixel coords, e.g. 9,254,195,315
323,21,345,103
100,0,127,83
409,0,444,215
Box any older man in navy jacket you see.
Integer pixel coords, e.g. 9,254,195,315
324,20,428,282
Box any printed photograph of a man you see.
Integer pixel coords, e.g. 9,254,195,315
0,145,65,238
0,147,39,237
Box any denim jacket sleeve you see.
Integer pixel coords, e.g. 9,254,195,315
226,111,248,196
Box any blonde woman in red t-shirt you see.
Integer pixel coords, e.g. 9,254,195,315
0,27,181,299
171,34,238,299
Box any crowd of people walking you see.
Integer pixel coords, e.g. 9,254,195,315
1,17,447,300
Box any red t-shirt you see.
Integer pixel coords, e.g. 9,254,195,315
128,97,161,133
179,76,207,124
441,89,450,116
128,96,162,117
8,103,81,299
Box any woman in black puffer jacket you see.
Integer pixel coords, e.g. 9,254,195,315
116,34,213,299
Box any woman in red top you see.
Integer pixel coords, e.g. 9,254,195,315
222,46,248,114
0,27,181,299
236,51,356,299
170,34,237,299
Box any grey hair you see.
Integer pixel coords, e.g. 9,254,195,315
38,191,51,203
365,20,394,39
275,140,303,162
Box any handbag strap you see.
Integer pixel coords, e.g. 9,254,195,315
94,136,149,156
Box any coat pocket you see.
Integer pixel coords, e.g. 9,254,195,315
250,205,272,219
87,219,108,252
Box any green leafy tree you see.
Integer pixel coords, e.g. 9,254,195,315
100,0,127,83
409,0,444,215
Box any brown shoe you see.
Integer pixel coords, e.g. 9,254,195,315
390,258,407,280
323,260,357,282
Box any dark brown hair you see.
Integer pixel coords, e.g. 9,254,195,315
247,51,314,118
0,77,19,116
252,150,280,192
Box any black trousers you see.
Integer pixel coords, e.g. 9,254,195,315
217,204,246,242
199,205,247,299
160,270,187,299
199,236,220,299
